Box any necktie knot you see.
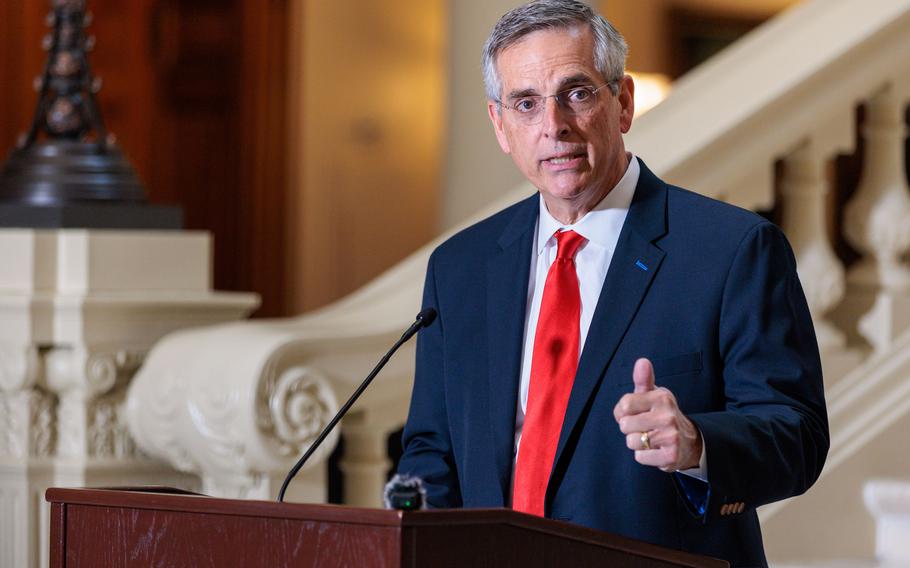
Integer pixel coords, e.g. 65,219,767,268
554,230,586,261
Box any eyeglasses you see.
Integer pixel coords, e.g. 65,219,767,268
498,82,616,125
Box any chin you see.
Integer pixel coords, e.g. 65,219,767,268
546,183,590,201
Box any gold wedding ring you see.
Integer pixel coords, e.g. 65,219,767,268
640,431,651,450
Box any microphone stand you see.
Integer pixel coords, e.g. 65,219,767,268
276,308,437,503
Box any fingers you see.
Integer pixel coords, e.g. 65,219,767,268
613,393,650,422
612,358,658,422
621,418,703,471
624,429,680,469
626,430,658,451
633,358,655,393
615,357,700,471
625,431,681,468
613,386,676,424
635,447,681,470
617,409,666,435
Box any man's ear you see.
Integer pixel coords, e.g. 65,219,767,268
617,74,635,134
487,100,512,154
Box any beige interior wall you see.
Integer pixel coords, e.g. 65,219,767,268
671,0,796,14
442,0,803,229
284,0,803,312
602,0,800,75
441,0,530,229
603,0,671,74
287,0,445,312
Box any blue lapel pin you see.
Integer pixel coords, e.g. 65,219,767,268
635,259,649,271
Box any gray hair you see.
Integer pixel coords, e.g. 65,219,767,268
481,0,628,102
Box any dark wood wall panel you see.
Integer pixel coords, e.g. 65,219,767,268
236,0,289,315
0,0,289,316
0,0,50,154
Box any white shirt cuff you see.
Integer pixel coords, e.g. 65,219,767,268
677,431,708,482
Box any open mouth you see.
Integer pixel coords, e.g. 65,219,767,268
543,152,585,165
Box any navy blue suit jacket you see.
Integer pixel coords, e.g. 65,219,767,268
398,160,829,568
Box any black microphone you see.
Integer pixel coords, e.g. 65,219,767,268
276,308,438,503
383,473,426,511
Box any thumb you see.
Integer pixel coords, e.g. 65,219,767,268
633,358,656,393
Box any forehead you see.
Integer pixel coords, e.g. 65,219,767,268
495,26,599,92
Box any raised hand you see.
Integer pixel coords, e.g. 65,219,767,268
613,358,703,472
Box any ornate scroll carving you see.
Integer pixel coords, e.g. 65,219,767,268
133,369,199,473
185,383,247,470
47,347,145,458
0,393,23,458
128,335,342,497
86,393,135,458
257,365,338,460
0,387,55,459
0,345,40,392
30,388,55,457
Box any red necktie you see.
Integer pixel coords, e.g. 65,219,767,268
513,229,586,516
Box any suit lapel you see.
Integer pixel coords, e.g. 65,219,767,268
549,161,669,492
486,195,538,506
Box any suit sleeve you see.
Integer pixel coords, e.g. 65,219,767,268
684,221,829,521
397,251,463,508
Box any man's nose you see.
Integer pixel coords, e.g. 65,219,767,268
541,96,571,139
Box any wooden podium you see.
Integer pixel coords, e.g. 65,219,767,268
46,487,728,567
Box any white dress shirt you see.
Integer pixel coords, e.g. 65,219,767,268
512,155,707,483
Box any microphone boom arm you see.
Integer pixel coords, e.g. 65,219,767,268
276,308,437,503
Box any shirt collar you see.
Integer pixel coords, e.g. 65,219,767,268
536,154,640,255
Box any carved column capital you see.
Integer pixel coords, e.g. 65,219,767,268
44,347,144,458
0,345,40,393
0,345,53,459
45,348,142,398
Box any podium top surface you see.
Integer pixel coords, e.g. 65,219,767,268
47,487,728,568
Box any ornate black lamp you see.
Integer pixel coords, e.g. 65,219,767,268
0,0,181,228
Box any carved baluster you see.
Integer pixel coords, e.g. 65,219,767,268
844,84,910,351
780,140,847,352
339,411,393,507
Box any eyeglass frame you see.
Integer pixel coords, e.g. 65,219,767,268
495,80,620,124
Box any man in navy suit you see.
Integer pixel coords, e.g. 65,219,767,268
397,1,828,566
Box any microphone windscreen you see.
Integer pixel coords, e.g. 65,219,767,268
383,473,427,511
417,308,437,328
